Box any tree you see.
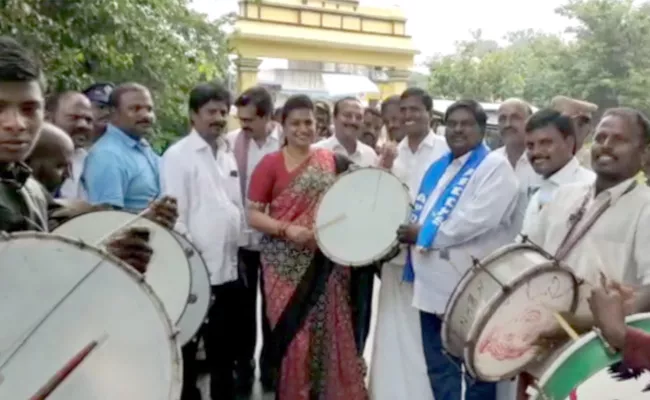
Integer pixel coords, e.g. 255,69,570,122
428,0,650,114
0,0,233,151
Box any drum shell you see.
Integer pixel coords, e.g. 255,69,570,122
0,232,183,399
442,244,579,381
314,167,411,267
52,210,192,327
171,231,212,345
528,313,650,400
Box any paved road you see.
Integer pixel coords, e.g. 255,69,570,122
197,277,381,399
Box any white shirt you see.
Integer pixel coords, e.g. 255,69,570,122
390,131,449,267
494,146,542,198
59,148,88,200
522,157,595,234
161,131,244,285
411,151,522,314
226,127,282,250
313,134,378,167
526,178,650,310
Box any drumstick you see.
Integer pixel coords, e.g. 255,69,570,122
93,207,151,246
29,334,107,400
551,310,581,341
316,214,346,232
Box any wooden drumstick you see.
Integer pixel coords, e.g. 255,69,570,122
316,214,346,232
93,207,151,246
29,334,108,400
551,311,580,341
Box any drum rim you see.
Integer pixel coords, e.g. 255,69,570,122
314,167,411,267
462,263,579,381
0,231,184,399
170,231,212,345
442,243,550,356
530,312,650,400
52,209,193,325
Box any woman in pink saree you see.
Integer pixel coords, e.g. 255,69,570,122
247,95,368,400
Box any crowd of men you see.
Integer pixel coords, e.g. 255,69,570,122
3,33,650,400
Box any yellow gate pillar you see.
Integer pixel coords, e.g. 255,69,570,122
379,69,411,99
236,57,262,94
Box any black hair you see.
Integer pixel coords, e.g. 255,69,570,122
45,91,84,114
0,36,42,85
281,95,314,125
400,87,433,113
234,86,273,118
602,107,650,145
380,95,401,115
333,96,360,117
108,82,149,108
364,107,381,118
445,99,488,132
525,108,575,138
82,82,115,96
188,82,231,113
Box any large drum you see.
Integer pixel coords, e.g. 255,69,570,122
0,232,182,399
528,313,650,400
171,231,212,345
53,210,191,330
315,167,410,266
442,243,579,382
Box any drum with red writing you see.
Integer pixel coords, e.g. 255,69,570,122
442,243,580,382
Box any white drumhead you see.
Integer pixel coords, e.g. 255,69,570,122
465,266,577,381
315,167,410,266
171,232,212,345
0,232,182,400
53,210,191,326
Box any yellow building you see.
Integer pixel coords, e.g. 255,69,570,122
231,0,417,101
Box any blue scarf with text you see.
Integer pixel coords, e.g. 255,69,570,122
403,143,490,282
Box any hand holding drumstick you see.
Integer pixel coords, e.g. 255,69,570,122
144,196,178,229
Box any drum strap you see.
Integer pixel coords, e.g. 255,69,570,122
555,181,636,261
269,153,352,399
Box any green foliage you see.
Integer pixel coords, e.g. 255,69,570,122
0,0,233,152
428,0,650,113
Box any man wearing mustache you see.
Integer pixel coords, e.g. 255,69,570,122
45,91,94,200
495,98,541,199
521,109,595,234
82,82,178,229
520,108,650,399
162,83,244,400
226,86,281,394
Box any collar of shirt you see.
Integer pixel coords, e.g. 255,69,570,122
494,146,530,169
187,130,230,153
105,124,150,149
329,134,362,158
589,176,637,204
397,130,439,153
546,157,582,186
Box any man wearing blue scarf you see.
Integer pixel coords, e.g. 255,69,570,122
397,100,523,400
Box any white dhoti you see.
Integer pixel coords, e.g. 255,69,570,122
368,261,433,400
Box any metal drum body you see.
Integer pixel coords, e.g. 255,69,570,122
315,167,410,266
53,210,191,327
529,313,650,400
0,232,182,399
171,231,212,345
442,243,579,382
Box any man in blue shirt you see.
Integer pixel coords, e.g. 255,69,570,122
83,83,163,209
